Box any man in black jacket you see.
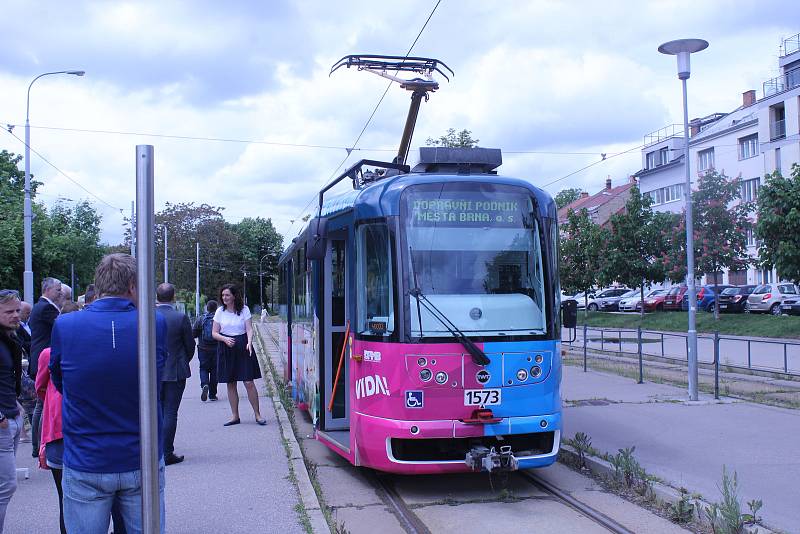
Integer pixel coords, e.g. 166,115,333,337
15,301,31,358
0,289,24,531
155,283,194,466
28,277,61,457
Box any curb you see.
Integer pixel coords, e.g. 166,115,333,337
252,323,331,534
559,445,777,534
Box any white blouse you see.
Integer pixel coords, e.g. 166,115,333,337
213,305,251,336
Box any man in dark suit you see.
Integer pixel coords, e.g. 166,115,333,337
15,301,31,358
155,283,194,465
28,277,62,457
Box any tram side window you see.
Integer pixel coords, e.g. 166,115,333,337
294,248,307,319
357,224,395,336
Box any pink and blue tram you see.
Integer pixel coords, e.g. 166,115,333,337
276,147,573,474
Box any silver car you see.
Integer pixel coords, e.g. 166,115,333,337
746,283,799,315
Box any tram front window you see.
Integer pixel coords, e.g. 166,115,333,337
356,223,395,336
404,183,546,337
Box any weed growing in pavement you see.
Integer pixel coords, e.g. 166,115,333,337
332,521,351,534
571,432,593,469
704,467,763,534
293,503,313,534
669,487,696,524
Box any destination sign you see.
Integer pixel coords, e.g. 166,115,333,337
407,193,530,228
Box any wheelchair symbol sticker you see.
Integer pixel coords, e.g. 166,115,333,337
405,390,424,409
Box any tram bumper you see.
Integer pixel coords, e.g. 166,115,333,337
354,412,560,474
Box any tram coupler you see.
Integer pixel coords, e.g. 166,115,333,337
465,445,519,472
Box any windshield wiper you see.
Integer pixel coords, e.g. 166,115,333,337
408,286,491,366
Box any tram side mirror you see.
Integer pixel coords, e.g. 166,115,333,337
561,299,577,329
306,216,329,260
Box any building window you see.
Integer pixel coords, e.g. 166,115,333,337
728,270,747,285
738,134,758,160
646,151,657,169
698,148,714,173
659,147,670,165
770,104,786,141
647,184,682,206
740,177,760,202
745,228,759,247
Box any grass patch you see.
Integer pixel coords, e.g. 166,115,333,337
578,311,800,339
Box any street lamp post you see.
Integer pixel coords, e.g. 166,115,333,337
24,70,85,304
156,224,168,284
258,253,270,311
659,38,709,402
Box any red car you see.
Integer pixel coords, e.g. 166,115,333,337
641,289,669,312
662,286,688,311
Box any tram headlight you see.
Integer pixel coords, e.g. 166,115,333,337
535,354,544,364
516,369,528,381
420,369,432,382
530,366,542,378
417,357,427,367
540,420,548,428
434,371,448,384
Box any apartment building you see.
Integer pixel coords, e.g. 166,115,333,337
636,32,800,286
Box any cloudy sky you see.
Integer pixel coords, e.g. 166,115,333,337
1,0,795,246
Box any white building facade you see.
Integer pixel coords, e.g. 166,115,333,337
636,32,800,287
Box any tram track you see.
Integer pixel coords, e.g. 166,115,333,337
369,469,637,534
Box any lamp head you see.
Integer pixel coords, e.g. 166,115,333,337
67,70,86,76
658,39,708,80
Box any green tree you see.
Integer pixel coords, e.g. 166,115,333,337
756,164,800,285
663,172,751,318
233,217,284,308
602,187,673,317
560,208,608,315
555,188,583,210
425,128,479,148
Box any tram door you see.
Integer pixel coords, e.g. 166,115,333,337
323,233,350,431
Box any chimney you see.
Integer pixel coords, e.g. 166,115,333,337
629,175,637,184
580,192,589,198
742,89,756,107
605,177,612,190
689,119,701,137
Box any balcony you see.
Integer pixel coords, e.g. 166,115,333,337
763,65,800,97
770,119,786,141
782,33,800,58
643,124,683,147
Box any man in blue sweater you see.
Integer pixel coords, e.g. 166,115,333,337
50,254,167,533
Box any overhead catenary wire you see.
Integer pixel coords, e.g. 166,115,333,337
4,128,124,212
290,0,444,229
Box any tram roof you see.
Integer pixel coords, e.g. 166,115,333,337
282,171,555,259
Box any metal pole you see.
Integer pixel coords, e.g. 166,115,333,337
714,331,720,400
638,326,644,384
130,201,136,257
583,324,587,372
70,264,75,301
195,242,200,318
23,115,33,305
163,225,168,284
135,145,160,533
682,77,699,401
259,272,264,310
243,271,247,306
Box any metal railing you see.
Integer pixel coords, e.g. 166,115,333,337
782,33,800,57
763,66,800,98
770,118,786,141
643,124,683,147
565,325,800,398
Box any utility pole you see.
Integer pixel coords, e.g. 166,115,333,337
195,242,200,317
70,264,75,301
163,225,168,284
130,200,135,257
243,271,248,306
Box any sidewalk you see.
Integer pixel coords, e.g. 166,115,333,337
5,354,305,533
562,365,800,534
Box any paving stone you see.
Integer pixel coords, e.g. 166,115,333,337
572,489,691,533
393,472,546,506
316,465,383,508
416,499,608,533
332,505,406,534
302,436,352,468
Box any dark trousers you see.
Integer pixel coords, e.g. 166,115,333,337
31,397,43,455
198,347,218,398
159,380,186,456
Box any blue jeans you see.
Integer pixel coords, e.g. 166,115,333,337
63,461,166,534
0,414,22,533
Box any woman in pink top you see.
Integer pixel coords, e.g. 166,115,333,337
36,301,78,534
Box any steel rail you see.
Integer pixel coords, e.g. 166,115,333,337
370,473,432,534
519,471,637,534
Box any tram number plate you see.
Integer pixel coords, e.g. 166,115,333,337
464,389,501,406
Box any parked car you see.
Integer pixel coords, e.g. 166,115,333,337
695,284,736,312
567,291,596,310
746,283,800,315
717,285,757,313
595,288,634,312
781,297,800,316
663,286,688,311
619,289,669,312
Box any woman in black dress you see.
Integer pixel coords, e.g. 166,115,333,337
212,284,265,426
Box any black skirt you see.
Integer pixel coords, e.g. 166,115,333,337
217,333,262,383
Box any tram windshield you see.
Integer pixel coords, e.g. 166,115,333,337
404,183,547,337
